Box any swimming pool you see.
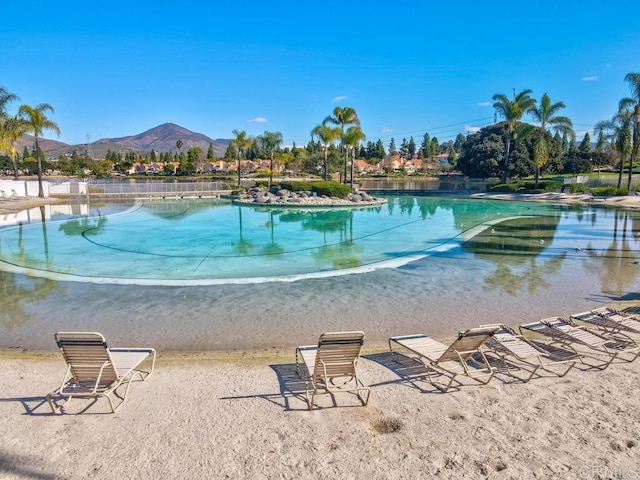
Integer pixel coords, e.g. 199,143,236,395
1,195,639,351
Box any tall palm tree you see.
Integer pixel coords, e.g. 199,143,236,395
257,131,283,188
527,93,574,187
323,106,360,184
595,105,634,189
619,73,640,189
18,103,60,198
310,123,340,181
0,87,21,179
0,116,29,180
231,129,251,188
492,89,536,183
343,125,366,190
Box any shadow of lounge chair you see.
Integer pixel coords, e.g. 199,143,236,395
520,317,640,370
480,323,578,382
388,326,499,392
295,331,370,410
46,332,156,413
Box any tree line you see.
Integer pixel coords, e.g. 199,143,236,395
457,73,640,188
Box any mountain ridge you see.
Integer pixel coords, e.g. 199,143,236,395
16,122,230,160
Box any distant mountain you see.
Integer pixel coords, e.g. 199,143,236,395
16,122,230,160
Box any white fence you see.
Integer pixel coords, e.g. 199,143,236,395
0,179,53,197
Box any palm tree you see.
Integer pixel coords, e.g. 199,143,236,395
595,105,634,189
18,103,60,198
492,89,536,183
0,87,21,179
323,106,360,184
619,73,640,189
310,123,340,181
257,131,283,188
527,93,574,187
231,129,251,189
0,86,18,118
343,125,366,190
0,116,29,180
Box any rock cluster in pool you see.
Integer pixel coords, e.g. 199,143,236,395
234,187,386,206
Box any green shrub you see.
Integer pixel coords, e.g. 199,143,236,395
278,181,309,192
521,180,561,192
590,186,628,196
278,181,351,198
568,183,587,193
488,183,520,193
311,181,351,198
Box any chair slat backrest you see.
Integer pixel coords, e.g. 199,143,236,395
541,317,606,347
490,325,544,358
438,326,498,363
55,332,118,385
314,331,365,381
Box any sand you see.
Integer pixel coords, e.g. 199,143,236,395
1,341,640,479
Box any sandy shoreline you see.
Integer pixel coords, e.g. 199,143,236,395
2,338,640,479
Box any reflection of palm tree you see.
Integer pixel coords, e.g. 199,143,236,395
0,271,65,331
584,211,639,295
462,215,566,295
232,206,254,255
0,214,66,330
58,216,108,236
312,242,364,269
260,211,284,256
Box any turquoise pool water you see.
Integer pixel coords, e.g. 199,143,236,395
1,195,639,351
0,196,563,284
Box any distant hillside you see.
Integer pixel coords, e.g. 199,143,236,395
16,122,230,159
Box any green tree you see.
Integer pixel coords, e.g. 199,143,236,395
619,72,640,190
527,93,574,187
17,103,60,197
231,129,251,188
343,125,366,189
579,132,592,153
0,117,28,180
389,138,397,155
258,131,283,188
323,106,360,184
310,123,340,181
207,143,215,160
492,88,536,183
595,105,634,189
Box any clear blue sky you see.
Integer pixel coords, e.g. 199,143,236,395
2,0,639,149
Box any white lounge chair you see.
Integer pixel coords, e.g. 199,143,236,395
295,331,370,409
520,317,640,369
389,326,499,392
481,324,578,382
46,332,156,413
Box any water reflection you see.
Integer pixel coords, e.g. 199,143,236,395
461,215,566,295
584,210,640,295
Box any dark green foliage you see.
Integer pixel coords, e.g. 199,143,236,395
457,123,506,178
562,153,592,174
278,180,351,198
521,180,561,192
